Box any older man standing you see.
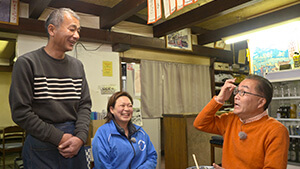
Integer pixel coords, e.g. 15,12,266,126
9,8,91,169
194,75,289,169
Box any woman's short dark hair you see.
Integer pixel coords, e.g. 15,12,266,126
245,74,273,110
105,91,133,123
45,8,80,38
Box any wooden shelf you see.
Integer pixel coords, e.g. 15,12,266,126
215,69,249,75
288,161,300,166
212,62,248,113
273,96,300,100
276,118,300,122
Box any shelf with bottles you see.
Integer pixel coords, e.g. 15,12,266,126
268,99,299,118
273,80,300,99
276,118,300,122
266,70,300,165
288,161,300,166
288,138,300,164
273,96,300,100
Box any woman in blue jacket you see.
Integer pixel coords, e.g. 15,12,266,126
92,91,157,169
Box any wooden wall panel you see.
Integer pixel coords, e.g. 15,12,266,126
164,116,188,169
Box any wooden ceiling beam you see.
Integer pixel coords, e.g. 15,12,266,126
29,0,53,19
0,18,232,60
125,15,148,25
48,0,109,16
100,0,147,29
197,3,300,45
153,0,262,38
20,0,110,16
190,26,209,35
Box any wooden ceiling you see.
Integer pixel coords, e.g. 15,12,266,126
1,0,300,66
19,0,300,45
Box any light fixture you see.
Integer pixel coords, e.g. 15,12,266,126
223,20,300,44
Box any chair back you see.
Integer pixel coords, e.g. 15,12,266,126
0,125,25,151
0,125,25,168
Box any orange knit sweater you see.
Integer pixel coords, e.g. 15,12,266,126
194,97,289,169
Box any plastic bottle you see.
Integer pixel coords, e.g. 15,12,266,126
288,138,291,161
290,138,297,162
298,103,300,119
290,104,297,118
293,52,300,69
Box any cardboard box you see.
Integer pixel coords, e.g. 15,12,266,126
91,120,106,136
86,119,106,146
214,62,223,70
214,62,230,70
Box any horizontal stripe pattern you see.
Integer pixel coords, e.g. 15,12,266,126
33,77,82,100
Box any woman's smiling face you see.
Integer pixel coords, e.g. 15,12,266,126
110,96,133,126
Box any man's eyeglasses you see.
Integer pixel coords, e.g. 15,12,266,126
233,87,264,98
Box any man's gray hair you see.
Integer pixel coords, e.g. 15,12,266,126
45,8,80,37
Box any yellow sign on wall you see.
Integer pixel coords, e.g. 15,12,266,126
103,61,112,77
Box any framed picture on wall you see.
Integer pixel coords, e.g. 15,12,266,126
0,0,19,25
166,28,192,51
214,40,226,49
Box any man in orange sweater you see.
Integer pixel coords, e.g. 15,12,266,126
194,75,289,169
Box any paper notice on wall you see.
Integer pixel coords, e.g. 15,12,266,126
148,0,162,24
238,49,246,64
156,0,162,20
184,0,193,6
99,84,117,95
147,0,156,24
102,61,112,77
163,0,170,18
132,99,143,126
177,0,184,10
133,64,141,96
10,0,18,24
170,0,176,14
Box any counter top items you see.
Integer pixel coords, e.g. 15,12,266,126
192,154,200,169
186,166,214,169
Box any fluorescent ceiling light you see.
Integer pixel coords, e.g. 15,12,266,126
223,20,300,44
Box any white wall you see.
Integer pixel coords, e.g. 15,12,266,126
17,34,120,113
17,34,48,57
142,118,161,169
69,42,120,112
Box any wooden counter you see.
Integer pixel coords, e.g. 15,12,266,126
163,113,222,169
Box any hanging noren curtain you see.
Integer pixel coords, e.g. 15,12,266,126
141,60,211,118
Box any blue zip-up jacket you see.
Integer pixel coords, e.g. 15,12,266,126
92,120,157,169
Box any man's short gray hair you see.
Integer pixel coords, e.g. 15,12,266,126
45,8,80,37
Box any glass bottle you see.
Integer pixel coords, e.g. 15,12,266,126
290,103,297,119
296,138,300,162
297,103,300,119
298,139,300,162
293,52,300,69
290,138,297,162
273,84,279,97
